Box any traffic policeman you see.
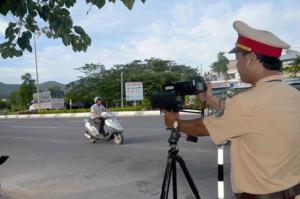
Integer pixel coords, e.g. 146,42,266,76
163,21,300,199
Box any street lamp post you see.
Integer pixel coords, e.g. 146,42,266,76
33,32,41,111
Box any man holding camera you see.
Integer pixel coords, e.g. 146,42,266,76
163,21,300,199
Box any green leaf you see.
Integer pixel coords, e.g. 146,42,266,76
1,50,9,59
46,31,52,38
17,37,27,51
141,0,146,3
5,27,14,38
74,26,86,35
121,0,135,10
60,8,70,16
0,41,10,49
8,22,17,28
8,49,14,58
9,35,16,42
95,0,106,9
108,0,116,3
0,1,13,16
62,34,69,46
26,45,32,53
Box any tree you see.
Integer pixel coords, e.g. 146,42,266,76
0,0,146,59
18,73,36,109
203,71,212,81
281,55,300,78
211,51,229,80
0,100,11,110
47,85,61,91
8,90,19,110
64,58,198,109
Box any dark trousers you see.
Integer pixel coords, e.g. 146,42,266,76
92,118,105,134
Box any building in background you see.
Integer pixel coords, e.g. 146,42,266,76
208,51,300,96
280,49,300,67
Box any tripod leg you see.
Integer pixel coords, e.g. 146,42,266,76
177,156,201,199
161,163,168,199
172,158,177,199
160,158,173,199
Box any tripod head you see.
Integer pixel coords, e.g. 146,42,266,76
168,128,181,148
167,128,198,150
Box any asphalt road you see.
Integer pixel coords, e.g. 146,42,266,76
0,115,234,199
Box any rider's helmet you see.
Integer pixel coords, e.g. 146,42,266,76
94,96,102,103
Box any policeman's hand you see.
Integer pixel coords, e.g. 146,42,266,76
197,82,212,102
162,109,179,129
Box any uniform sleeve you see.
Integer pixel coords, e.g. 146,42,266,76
203,97,247,145
101,105,106,110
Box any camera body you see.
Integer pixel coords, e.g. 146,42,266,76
151,76,207,112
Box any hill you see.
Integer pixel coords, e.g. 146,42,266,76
0,81,68,97
0,82,19,94
0,92,9,100
39,81,68,92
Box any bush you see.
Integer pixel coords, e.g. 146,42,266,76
109,107,142,112
19,110,37,115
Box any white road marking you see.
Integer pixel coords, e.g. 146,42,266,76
0,136,77,143
11,126,58,129
0,121,16,122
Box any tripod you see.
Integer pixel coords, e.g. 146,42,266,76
160,129,201,199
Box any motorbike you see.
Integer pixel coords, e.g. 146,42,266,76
84,112,124,145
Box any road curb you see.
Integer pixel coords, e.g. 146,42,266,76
0,110,207,119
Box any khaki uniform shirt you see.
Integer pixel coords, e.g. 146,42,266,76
203,75,300,194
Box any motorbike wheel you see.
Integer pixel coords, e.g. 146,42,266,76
113,133,123,145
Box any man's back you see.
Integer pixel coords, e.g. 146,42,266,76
232,76,300,193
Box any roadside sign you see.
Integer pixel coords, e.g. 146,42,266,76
212,82,230,88
125,82,143,101
233,82,252,88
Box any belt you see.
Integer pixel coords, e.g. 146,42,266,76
235,183,300,199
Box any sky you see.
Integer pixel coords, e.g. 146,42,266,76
0,0,300,84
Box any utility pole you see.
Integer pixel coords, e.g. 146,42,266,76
33,33,41,111
117,80,118,108
121,72,123,108
168,60,175,72
201,64,203,76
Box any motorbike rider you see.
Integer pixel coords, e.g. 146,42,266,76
91,97,109,137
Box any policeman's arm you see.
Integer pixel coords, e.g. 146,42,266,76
162,110,209,137
178,118,210,136
197,82,226,110
205,96,226,110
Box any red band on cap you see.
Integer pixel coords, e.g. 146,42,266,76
237,35,282,57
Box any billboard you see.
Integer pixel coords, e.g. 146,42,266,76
211,82,230,88
233,82,252,88
125,82,143,101
282,77,300,84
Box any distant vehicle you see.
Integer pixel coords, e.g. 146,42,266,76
29,91,64,111
84,112,124,145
